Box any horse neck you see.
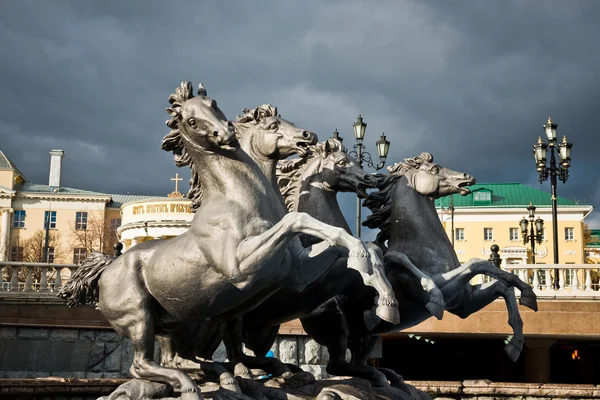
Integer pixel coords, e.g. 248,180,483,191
189,149,285,217
295,159,351,233
389,176,458,263
238,130,278,186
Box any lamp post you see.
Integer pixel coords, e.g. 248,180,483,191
533,117,573,288
331,115,391,237
520,203,544,264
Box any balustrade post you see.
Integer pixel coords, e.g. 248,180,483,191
571,268,580,291
10,266,19,291
559,269,566,290
532,268,540,290
54,266,63,289
0,266,4,290
39,267,49,292
585,269,593,291
24,266,33,292
545,270,552,291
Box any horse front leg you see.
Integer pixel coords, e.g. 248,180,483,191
384,250,445,319
449,281,525,362
435,258,538,312
236,212,399,323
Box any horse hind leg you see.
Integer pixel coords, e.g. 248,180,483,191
449,281,524,362
123,314,202,399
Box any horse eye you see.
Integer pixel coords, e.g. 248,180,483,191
431,166,440,174
188,118,198,128
268,122,279,130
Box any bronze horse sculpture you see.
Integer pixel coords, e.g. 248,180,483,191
60,82,401,399
300,152,538,388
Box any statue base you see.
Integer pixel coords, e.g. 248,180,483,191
98,374,433,400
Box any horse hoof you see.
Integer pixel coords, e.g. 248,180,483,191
519,289,538,312
219,372,242,394
425,301,444,320
505,341,523,362
376,304,400,324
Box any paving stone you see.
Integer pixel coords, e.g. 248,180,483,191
79,329,95,341
17,327,49,339
0,327,17,339
104,342,122,372
278,337,298,365
96,330,121,342
50,328,79,341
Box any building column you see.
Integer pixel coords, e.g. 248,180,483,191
524,339,555,383
0,209,11,262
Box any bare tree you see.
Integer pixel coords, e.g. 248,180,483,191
13,229,64,283
70,212,116,256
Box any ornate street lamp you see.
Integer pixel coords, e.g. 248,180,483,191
533,117,573,288
331,115,391,237
520,203,544,264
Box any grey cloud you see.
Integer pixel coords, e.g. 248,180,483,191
0,0,598,231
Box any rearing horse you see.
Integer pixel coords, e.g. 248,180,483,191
301,152,538,388
59,82,399,400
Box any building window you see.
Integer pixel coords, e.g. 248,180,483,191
484,228,493,241
44,211,57,229
11,246,23,261
47,247,55,263
565,227,574,241
455,228,465,241
13,210,26,228
510,228,519,241
75,212,88,230
474,192,491,201
73,248,87,264
565,268,575,288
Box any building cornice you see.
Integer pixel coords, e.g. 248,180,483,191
15,192,111,203
437,206,593,214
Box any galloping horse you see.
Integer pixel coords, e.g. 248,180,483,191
301,152,538,388
59,82,399,400
237,140,440,367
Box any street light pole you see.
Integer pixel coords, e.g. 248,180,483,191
332,115,391,238
520,203,544,265
533,117,573,289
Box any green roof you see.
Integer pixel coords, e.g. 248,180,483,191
435,182,590,209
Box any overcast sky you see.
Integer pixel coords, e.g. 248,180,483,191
1,0,598,238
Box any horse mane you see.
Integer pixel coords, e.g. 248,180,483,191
232,104,279,136
276,138,345,212
161,81,206,211
363,152,433,247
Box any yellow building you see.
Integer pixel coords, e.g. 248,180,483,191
435,182,594,267
0,149,189,265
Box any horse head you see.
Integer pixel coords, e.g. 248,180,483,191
162,81,237,166
234,104,317,160
388,152,475,199
319,138,377,198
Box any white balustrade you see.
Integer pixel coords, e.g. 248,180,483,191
0,261,78,294
508,264,600,298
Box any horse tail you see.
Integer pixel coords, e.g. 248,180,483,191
57,251,115,308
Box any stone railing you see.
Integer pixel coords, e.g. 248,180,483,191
506,263,600,298
0,261,78,295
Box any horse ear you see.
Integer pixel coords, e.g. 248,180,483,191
197,83,207,96
324,139,334,155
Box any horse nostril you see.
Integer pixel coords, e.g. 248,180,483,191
302,131,310,139
213,131,219,137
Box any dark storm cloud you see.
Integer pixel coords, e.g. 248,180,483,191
0,0,598,232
